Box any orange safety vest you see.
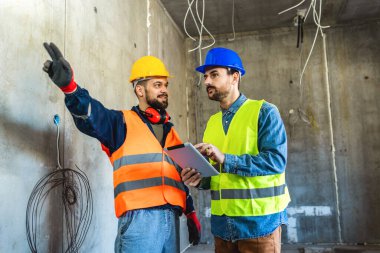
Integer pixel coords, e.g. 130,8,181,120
109,110,186,217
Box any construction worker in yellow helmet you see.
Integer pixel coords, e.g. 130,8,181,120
42,42,201,253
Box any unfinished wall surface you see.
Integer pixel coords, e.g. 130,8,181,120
1,0,379,251
186,21,380,244
0,0,189,252
327,22,380,243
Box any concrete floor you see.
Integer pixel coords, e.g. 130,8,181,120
184,244,213,253
184,244,380,253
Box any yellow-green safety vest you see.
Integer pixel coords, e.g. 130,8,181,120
203,99,290,216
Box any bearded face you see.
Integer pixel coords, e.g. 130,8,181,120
204,68,233,102
145,86,168,110
135,77,170,111
206,85,230,101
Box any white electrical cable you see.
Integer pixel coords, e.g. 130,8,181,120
192,0,205,87
180,243,192,253
322,31,342,243
188,0,205,53
183,0,216,86
298,12,319,96
278,0,330,124
299,0,330,91
313,0,323,36
278,0,306,15
183,0,202,87
228,0,236,41
184,0,200,41
304,0,314,22
195,0,215,50
184,0,215,52
189,0,216,51
147,0,151,55
56,121,63,170
312,0,330,32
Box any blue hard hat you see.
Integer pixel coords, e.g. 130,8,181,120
195,47,245,76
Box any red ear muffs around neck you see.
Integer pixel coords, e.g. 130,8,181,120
143,107,170,124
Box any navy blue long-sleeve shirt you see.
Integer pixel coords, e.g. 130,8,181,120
64,85,194,214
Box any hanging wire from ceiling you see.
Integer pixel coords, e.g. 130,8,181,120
183,0,200,42
279,0,330,126
278,0,306,15
26,115,93,253
228,0,236,41
183,0,215,86
185,0,215,51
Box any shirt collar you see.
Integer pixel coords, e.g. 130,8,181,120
222,93,247,114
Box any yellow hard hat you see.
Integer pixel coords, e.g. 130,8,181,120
129,56,170,83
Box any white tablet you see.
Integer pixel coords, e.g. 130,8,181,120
164,142,220,177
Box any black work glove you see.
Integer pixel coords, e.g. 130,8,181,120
43,42,76,92
186,211,201,245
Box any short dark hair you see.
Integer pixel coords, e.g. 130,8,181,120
226,68,241,86
133,79,148,96
226,68,239,76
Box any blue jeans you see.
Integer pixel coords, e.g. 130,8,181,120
114,207,180,253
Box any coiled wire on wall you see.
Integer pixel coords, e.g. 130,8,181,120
26,115,93,253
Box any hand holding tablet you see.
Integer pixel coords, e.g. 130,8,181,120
164,142,220,177
194,143,226,165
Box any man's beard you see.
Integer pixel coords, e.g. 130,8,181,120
207,86,228,101
146,90,168,110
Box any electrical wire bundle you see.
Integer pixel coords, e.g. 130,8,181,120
183,0,216,86
279,0,330,88
279,0,330,126
26,115,93,253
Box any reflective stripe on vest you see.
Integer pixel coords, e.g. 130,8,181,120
203,99,290,217
211,184,286,200
113,153,178,172
109,110,186,217
114,176,185,198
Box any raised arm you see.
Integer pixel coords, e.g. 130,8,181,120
42,42,125,153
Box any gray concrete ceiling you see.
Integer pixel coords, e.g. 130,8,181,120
160,0,380,37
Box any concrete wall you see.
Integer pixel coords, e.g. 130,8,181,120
1,0,379,251
0,0,189,252
327,22,380,243
186,21,380,244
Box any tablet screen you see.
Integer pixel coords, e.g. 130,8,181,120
164,142,219,177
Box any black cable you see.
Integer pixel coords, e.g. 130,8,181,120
297,16,305,48
26,167,93,253
297,15,301,48
300,17,304,44
26,115,93,253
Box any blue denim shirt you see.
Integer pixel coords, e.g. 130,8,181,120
206,94,288,240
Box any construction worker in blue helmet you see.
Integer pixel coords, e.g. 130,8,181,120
182,47,290,253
